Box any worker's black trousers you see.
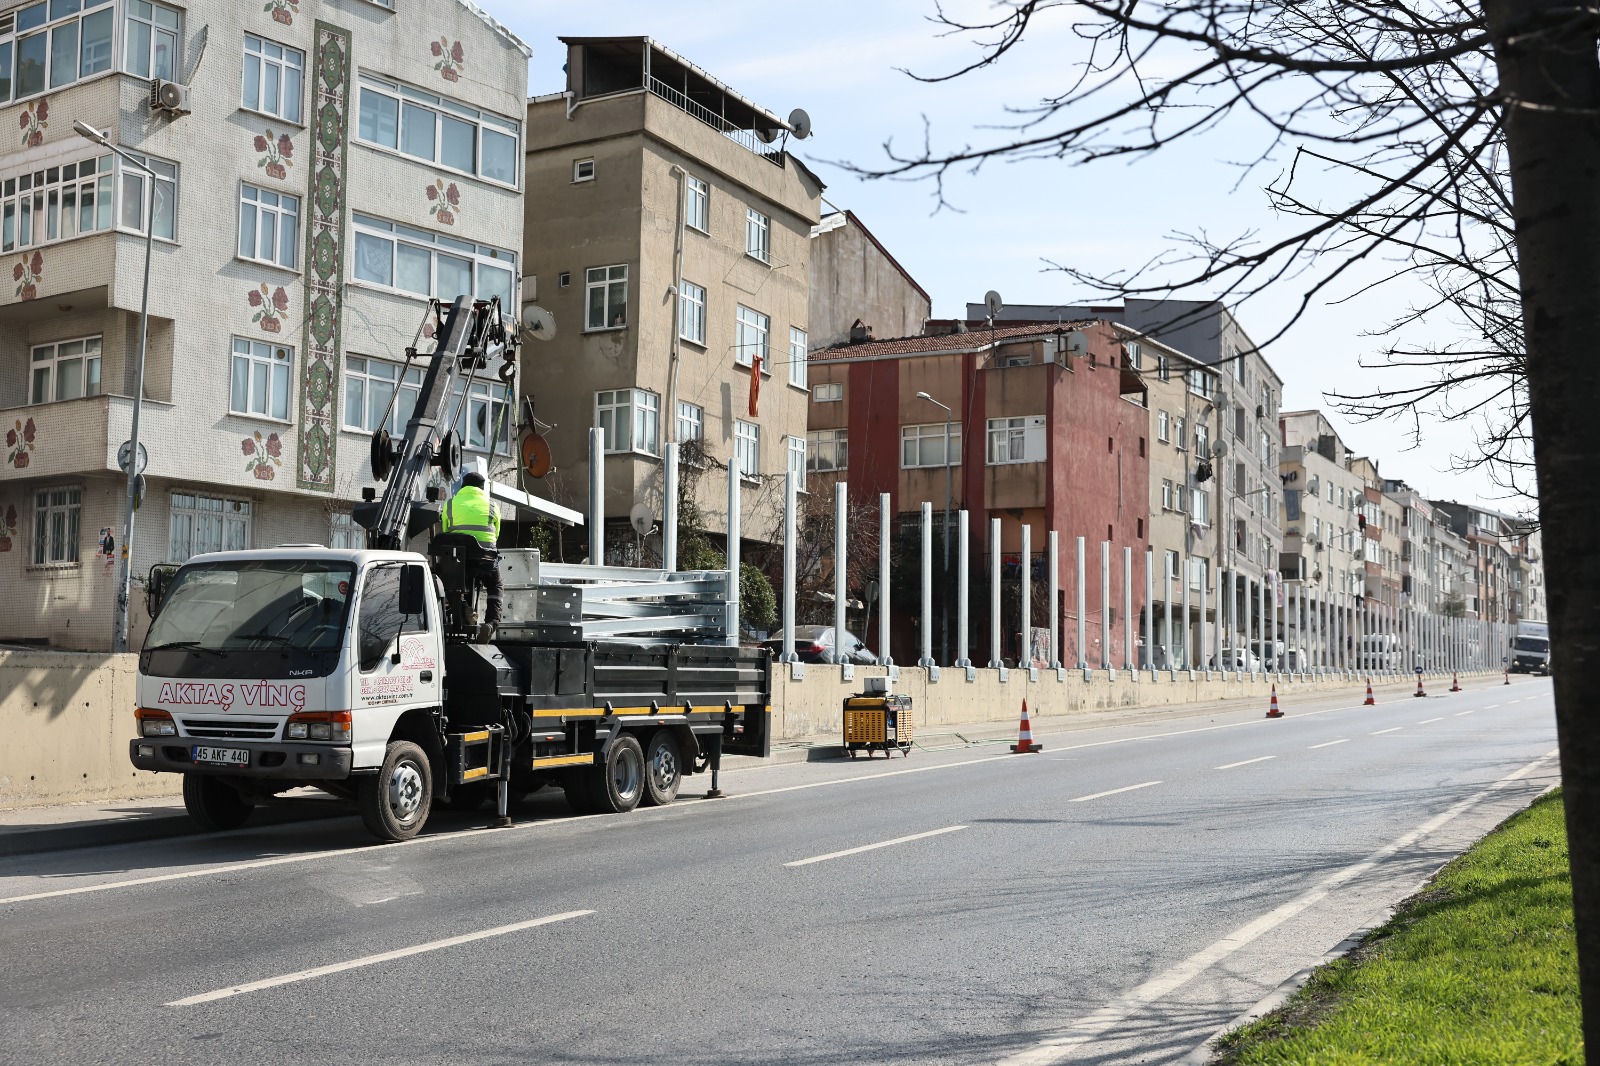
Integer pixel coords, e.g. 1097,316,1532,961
473,558,503,625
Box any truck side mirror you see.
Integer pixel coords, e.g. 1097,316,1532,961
399,564,427,617
146,564,179,620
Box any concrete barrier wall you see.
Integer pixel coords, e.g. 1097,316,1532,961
0,647,1485,809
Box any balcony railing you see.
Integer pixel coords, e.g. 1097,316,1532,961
648,76,785,166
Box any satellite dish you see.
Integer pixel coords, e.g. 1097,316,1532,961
984,290,1004,319
754,126,780,144
520,431,553,479
1212,440,1229,458
629,503,654,538
520,304,556,341
788,108,812,140
1064,330,1088,355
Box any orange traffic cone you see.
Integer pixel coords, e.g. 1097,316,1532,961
1364,679,1376,706
1450,673,1461,693
1011,699,1042,754
1266,684,1284,718
1414,674,1427,698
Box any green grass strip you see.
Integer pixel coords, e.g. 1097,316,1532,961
1216,788,1581,1065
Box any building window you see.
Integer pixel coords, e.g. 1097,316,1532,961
901,423,960,468
986,416,1044,465
0,154,115,252
1187,368,1214,400
807,428,847,472
32,485,81,567
1188,556,1207,591
734,419,760,478
30,337,100,404
0,0,116,103
1157,354,1170,381
685,175,709,232
1164,550,1179,581
596,389,659,455
675,401,703,444
1157,411,1170,443
1195,424,1209,459
787,435,806,491
745,208,770,263
1192,488,1210,526
169,492,251,564
1259,429,1272,463
355,74,520,187
1161,479,1173,510
1235,461,1247,494
788,327,807,388
1125,340,1142,369
585,264,628,330
230,338,292,421
352,213,517,307
678,279,705,344
572,158,594,182
242,34,303,123
813,382,843,402
238,184,299,269
329,511,363,550
1175,484,1188,511
452,378,513,453
344,354,422,435
123,0,178,81
1175,417,1187,450
117,151,178,241
735,305,769,367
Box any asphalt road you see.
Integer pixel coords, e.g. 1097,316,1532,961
0,676,1558,1065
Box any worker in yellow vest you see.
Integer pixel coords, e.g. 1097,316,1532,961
442,471,502,641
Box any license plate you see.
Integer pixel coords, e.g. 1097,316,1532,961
192,746,250,767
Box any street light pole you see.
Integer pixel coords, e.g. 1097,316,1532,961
916,391,953,666
75,121,154,655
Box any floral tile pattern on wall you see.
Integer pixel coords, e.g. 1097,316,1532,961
243,431,284,480
249,283,290,332
0,503,16,552
431,38,464,81
19,99,47,147
426,180,461,224
255,129,294,180
12,251,42,300
264,0,298,26
7,418,36,470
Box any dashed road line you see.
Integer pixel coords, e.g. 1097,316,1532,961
1070,781,1163,803
1371,727,1402,736
1215,756,1276,771
1418,717,1444,725
784,825,966,868
1308,739,1349,749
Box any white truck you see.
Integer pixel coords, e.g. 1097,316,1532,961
131,298,770,841
1509,620,1551,675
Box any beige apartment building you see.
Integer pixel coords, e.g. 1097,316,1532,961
522,37,823,558
0,0,530,650
1279,412,1368,647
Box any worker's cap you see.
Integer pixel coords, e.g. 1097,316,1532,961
461,471,486,488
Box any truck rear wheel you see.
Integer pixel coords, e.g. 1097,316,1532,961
590,735,645,814
183,774,255,831
358,740,432,841
642,730,682,807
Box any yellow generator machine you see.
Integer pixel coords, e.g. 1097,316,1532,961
843,677,913,759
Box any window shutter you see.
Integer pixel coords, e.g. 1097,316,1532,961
1025,416,1047,462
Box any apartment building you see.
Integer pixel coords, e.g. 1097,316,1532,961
806,320,1150,667
522,37,823,559
0,0,529,649
1346,457,1403,609
1278,411,1368,659
809,208,929,350
1431,501,1520,621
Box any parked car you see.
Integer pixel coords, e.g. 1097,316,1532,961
1211,647,1262,672
761,625,879,665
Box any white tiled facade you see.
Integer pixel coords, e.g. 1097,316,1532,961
0,0,529,649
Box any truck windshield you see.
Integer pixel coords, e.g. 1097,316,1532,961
1513,637,1550,652
146,560,355,653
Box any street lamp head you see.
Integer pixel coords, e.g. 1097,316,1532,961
73,120,108,145
916,391,932,400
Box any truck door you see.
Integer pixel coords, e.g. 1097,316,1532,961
351,563,441,764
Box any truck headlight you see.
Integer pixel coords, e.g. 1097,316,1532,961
285,710,351,744
136,708,176,736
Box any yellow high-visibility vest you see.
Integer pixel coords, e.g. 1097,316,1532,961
442,485,500,548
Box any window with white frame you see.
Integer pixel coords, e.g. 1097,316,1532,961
735,305,769,367
169,492,251,564
787,435,806,491
807,428,846,472
734,419,760,478
595,389,659,455
0,0,117,104
1157,354,1170,381
1188,556,1208,591
32,485,80,566
675,401,703,444
30,337,100,405
1192,488,1210,526
745,208,770,263
1187,368,1213,400
344,355,422,435
356,74,520,186
685,175,709,232
1194,424,1209,459
1124,340,1142,369
230,338,292,420
241,34,303,123
1175,484,1188,511
123,0,178,81
352,213,516,306
1161,479,1173,510
1,154,114,252
1157,410,1170,442
788,327,807,388
901,423,960,468
572,158,594,182
678,279,705,344
450,378,513,453
1164,550,1179,581
585,264,627,329
986,416,1044,465
238,185,299,269
118,151,177,241
812,382,842,402
329,511,363,550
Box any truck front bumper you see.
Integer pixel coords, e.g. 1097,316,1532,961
129,739,354,780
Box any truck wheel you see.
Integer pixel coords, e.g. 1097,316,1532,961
642,730,683,807
358,740,432,841
591,735,645,814
183,774,255,831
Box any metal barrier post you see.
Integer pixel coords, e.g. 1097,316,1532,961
957,510,971,667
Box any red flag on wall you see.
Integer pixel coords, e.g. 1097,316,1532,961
748,355,762,417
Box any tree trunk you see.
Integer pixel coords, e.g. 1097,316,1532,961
1482,0,1600,1045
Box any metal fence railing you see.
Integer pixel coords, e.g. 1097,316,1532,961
647,76,785,167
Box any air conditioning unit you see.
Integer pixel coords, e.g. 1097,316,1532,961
149,78,190,115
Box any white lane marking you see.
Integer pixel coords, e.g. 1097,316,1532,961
1484,705,1500,709
1215,756,1276,770
993,748,1559,1065
1418,717,1444,725
1371,727,1402,735
783,825,966,867
1308,739,1349,750
1070,781,1163,803
167,909,592,1006
1456,710,1476,716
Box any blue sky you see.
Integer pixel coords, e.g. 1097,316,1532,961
479,0,1511,511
